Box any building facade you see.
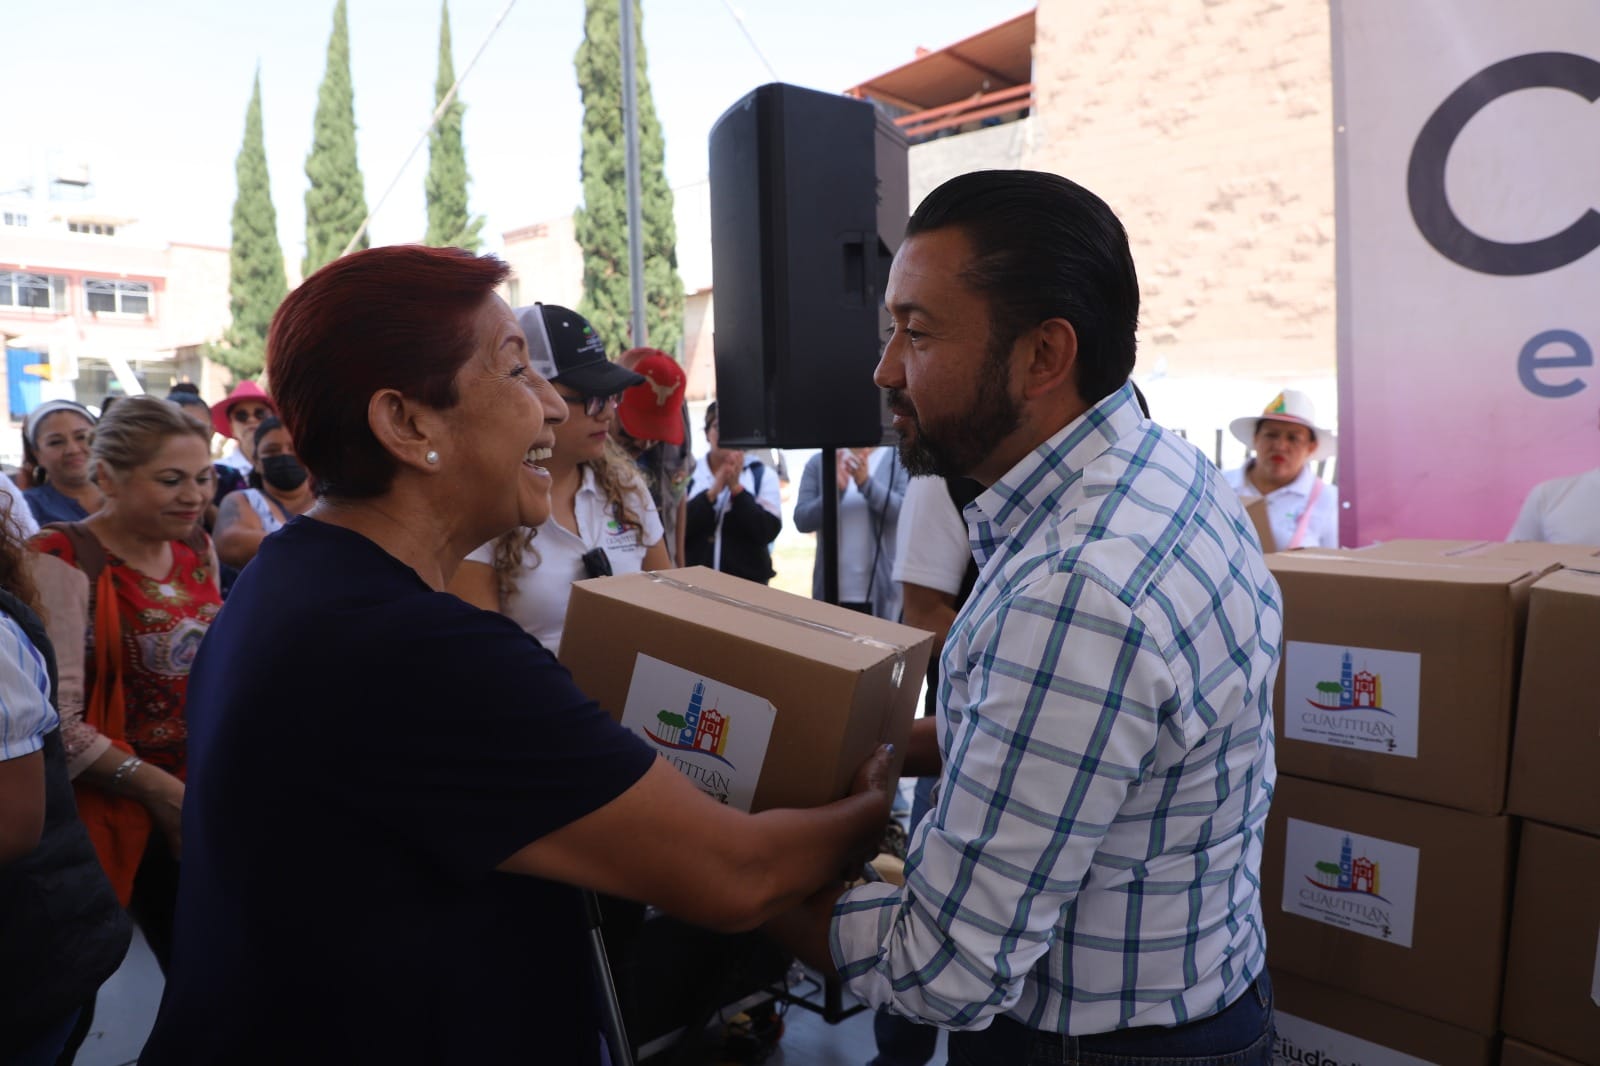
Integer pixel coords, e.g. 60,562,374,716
0,167,230,462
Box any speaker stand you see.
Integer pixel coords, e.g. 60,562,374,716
819,447,839,605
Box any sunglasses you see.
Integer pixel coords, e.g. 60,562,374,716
230,405,271,424
558,391,623,419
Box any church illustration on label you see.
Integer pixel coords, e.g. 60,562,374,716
1305,835,1388,902
646,680,734,767
1307,650,1392,714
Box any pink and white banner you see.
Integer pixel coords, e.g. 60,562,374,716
1333,0,1600,544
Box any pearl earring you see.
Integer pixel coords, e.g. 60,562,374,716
425,450,439,465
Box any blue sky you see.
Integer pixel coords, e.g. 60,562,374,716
3,0,1030,255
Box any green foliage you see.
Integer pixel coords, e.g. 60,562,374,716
1314,861,1341,877
574,0,684,357
657,710,686,730
303,0,371,275
425,1,483,250
216,71,289,382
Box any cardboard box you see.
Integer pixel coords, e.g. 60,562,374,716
559,567,933,812
1501,821,1600,1064
1271,970,1493,1065
1262,775,1514,1033
1245,498,1276,553
1267,552,1546,813
1508,570,1600,837
1357,538,1600,570
1501,1039,1588,1066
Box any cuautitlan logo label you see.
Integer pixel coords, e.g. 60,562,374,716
1307,650,1391,715
622,654,776,812
646,680,732,764
643,679,737,803
1297,831,1396,941
1305,834,1388,902
1299,643,1401,752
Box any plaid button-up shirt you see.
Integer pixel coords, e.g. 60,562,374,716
831,382,1282,1034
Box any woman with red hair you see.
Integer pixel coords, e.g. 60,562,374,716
140,246,892,1065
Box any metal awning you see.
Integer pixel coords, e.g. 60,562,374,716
844,8,1035,113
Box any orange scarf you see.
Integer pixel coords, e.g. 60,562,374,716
72,563,151,907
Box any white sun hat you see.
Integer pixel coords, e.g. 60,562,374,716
1228,389,1337,461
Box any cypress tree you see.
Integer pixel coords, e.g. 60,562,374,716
425,1,483,250
216,70,289,381
574,0,684,356
303,0,370,275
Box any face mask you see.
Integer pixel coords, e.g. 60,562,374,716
260,454,309,492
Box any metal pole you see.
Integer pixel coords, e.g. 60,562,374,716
620,0,647,348
821,447,839,605
584,890,635,1066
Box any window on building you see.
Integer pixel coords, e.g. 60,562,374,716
0,272,64,310
67,221,117,236
1,212,27,227
85,278,152,315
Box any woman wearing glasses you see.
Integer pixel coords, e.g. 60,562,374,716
210,381,277,479
449,304,670,655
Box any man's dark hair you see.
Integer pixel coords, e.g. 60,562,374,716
905,170,1139,405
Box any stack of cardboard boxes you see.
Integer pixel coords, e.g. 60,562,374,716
1500,565,1600,1065
1262,540,1600,1065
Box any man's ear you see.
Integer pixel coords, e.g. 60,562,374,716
366,389,444,474
1019,317,1079,402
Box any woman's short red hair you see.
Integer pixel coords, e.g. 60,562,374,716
267,245,511,499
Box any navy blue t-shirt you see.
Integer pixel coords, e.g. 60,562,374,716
141,516,655,1064
23,483,89,526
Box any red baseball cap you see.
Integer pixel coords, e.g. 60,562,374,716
616,350,687,446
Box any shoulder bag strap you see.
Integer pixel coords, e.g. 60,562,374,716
1285,477,1325,551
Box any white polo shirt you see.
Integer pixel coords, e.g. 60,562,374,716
1509,467,1600,545
467,467,662,654
1223,462,1340,550
892,474,971,596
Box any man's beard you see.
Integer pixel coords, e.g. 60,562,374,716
888,341,1022,478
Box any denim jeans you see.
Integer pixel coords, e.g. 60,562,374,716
947,972,1274,1066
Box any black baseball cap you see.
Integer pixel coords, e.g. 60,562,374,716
516,303,644,396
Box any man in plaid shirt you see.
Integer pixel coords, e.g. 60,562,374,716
770,171,1282,1065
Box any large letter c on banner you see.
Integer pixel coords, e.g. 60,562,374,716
1408,52,1600,276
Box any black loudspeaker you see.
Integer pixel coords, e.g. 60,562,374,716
708,83,909,449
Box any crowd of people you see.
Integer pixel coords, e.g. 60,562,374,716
0,250,864,1062
5,165,1589,1066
